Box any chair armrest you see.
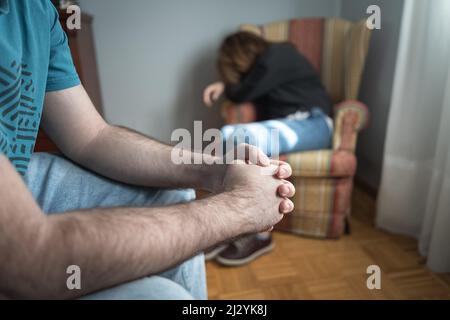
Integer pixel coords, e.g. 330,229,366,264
332,100,369,152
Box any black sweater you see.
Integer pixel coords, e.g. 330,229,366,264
225,43,331,120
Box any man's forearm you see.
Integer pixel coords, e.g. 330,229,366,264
3,192,239,299
71,124,221,191
42,86,221,192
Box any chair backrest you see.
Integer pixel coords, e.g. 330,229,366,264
240,18,372,104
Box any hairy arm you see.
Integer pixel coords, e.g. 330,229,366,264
42,85,221,191
0,154,243,299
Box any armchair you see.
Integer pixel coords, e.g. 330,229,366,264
222,18,371,238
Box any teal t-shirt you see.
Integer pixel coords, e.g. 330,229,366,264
0,0,80,175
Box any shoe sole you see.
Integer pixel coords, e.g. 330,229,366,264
216,242,275,267
204,244,228,261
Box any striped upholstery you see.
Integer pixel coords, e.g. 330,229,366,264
276,176,353,238
223,18,372,238
345,20,372,100
288,150,357,178
289,19,324,74
321,19,351,103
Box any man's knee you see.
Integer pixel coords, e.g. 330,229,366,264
160,254,207,300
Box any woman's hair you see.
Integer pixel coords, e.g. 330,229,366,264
218,31,270,85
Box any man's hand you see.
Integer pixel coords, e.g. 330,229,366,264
230,143,293,180
220,161,295,234
206,143,295,216
206,144,295,233
203,81,225,107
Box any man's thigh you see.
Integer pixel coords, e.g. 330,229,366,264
24,153,195,213
82,252,206,300
80,276,193,300
24,153,206,299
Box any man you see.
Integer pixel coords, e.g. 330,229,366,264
0,0,295,299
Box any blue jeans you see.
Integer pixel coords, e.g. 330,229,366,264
23,153,207,300
221,108,332,157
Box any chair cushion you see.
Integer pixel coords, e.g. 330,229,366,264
287,149,356,177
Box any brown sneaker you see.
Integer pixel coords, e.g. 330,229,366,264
216,234,274,266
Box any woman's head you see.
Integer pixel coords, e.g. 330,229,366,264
218,31,270,85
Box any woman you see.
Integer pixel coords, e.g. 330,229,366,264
203,31,332,266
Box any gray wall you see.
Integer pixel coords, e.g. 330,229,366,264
79,0,340,143
340,0,404,190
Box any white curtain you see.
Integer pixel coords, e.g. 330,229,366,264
376,0,450,272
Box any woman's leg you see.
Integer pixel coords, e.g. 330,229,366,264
221,108,332,157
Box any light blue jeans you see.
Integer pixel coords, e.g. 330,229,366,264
221,107,332,157
23,153,207,300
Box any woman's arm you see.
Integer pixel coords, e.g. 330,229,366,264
203,81,225,107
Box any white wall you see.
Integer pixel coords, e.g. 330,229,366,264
340,0,405,190
79,0,340,143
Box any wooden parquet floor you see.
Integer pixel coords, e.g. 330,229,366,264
205,187,450,300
